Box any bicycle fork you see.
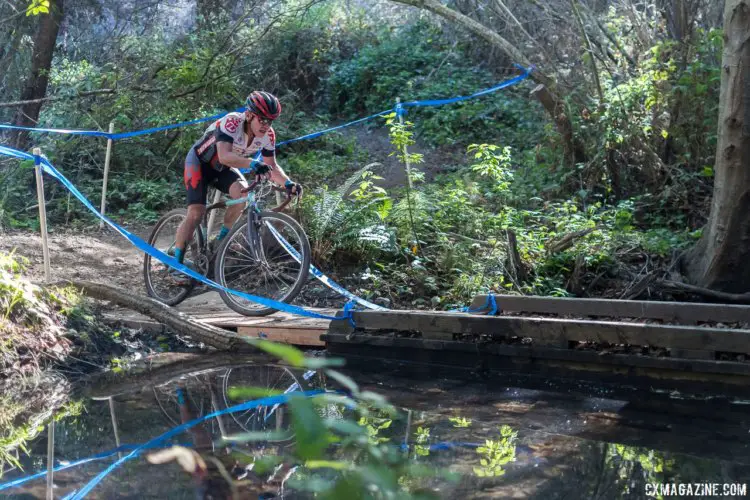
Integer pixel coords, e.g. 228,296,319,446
246,209,268,265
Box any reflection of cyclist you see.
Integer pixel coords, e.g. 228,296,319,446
170,91,302,284
148,382,236,499
147,380,298,499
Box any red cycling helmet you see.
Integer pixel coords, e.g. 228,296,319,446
245,91,281,120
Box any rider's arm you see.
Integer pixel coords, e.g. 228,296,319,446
215,142,263,170
263,151,290,185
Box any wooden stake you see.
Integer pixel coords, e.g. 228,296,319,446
99,122,115,229
33,147,51,282
46,419,54,500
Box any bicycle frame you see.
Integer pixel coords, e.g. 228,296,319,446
202,167,294,263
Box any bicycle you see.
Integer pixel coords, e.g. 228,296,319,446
152,364,305,442
143,165,311,316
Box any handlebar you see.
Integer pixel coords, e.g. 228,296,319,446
240,174,301,212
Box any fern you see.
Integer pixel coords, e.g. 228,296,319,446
306,162,381,239
304,162,392,262
390,191,433,240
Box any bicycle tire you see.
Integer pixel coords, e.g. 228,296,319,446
214,211,311,316
221,365,305,441
143,208,204,306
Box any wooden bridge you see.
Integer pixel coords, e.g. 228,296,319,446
103,291,336,346
104,291,750,401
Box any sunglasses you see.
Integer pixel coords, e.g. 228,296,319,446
253,114,273,126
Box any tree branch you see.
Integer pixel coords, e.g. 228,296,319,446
0,87,161,108
389,0,586,167
390,0,553,87
659,279,750,304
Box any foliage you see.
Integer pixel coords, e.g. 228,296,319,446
326,20,545,148
473,425,517,477
26,0,49,16
0,0,729,305
217,356,456,498
299,163,396,266
448,416,471,428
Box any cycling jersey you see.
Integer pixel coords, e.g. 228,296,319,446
192,112,276,170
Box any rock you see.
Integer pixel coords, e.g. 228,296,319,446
374,297,391,307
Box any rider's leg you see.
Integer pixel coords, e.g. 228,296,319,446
174,204,205,262
174,151,210,264
212,170,245,243
221,181,244,236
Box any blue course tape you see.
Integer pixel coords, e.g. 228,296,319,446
400,441,481,452
0,108,243,140
0,145,348,321
265,223,386,311
449,294,499,315
66,390,324,500
263,369,317,422
397,65,532,114
276,108,395,148
0,442,193,492
108,108,243,140
0,66,530,140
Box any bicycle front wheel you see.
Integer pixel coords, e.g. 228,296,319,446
214,211,311,316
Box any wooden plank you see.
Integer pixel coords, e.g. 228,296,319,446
346,310,750,354
238,325,325,346
470,294,750,324
322,333,750,377
421,330,454,341
669,348,715,360
209,317,283,328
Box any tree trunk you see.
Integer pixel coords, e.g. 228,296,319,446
684,0,750,293
196,0,225,31
10,0,64,151
389,0,585,166
54,280,254,351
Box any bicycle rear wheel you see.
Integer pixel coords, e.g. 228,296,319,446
214,211,311,316
143,208,204,306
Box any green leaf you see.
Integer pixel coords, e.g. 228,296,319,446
286,477,333,493
254,340,306,367
26,0,50,15
305,460,350,470
325,419,367,436
326,370,359,394
303,357,346,369
377,419,392,430
701,166,714,177
226,386,285,400
313,393,357,408
219,431,292,443
289,395,329,460
357,465,399,491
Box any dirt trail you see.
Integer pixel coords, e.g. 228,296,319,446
1,227,147,290
0,225,359,310
341,123,465,190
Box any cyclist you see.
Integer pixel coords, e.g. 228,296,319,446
170,91,302,284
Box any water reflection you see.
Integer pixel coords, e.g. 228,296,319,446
2,353,750,499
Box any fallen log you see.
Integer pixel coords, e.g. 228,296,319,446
52,280,254,352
